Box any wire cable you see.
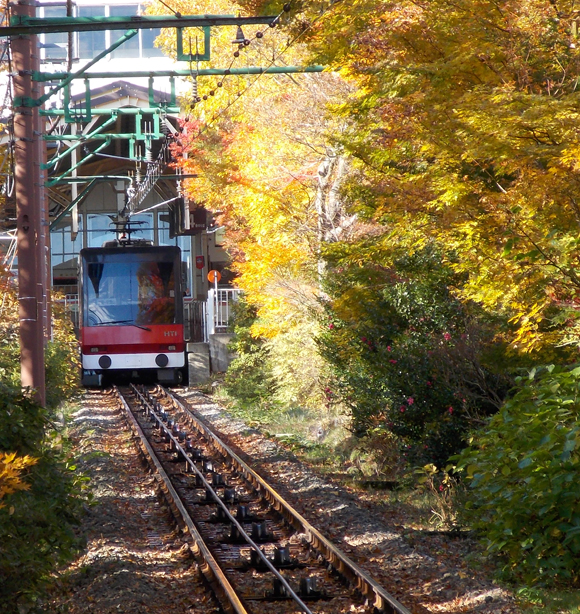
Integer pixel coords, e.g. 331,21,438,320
187,0,344,139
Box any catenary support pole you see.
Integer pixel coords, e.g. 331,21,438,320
36,71,50,354
12,0,46,406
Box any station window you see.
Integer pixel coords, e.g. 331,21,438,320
77,6,107,59
141,25,164,57
128,213,154,243
158,213,192,297
87,214,116,247
42,7,68,62
158,213,172,247
109,5,140,58
51,220,83,268
51,220,83,292
41,3,167,62
86,212,153,246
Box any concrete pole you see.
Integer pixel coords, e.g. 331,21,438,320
12,0,46,405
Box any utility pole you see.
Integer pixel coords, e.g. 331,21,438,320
12,0,46,406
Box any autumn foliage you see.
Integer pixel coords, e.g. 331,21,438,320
301,0,580,353
164,0,580,585
0,452,37,508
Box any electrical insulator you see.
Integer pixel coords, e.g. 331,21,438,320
161,114,170,135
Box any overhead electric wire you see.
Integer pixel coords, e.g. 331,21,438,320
190,0,345,138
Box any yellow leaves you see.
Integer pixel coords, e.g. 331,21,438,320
0,452,38,508
169,30,343,339
559,145,580,171
509,301,550,353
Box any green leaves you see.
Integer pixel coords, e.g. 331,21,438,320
0,269,86,612
0,386,88,611
456,364,580,585
318,244,511,467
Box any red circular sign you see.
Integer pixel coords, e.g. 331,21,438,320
207,270,221,283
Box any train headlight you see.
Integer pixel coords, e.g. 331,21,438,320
98,355,112,369
155,354,169,367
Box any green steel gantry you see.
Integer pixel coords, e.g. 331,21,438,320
20,13,323,210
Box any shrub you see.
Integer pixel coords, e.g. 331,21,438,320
456,364,580,586
224,348,277,405
0,279,81,407
266,316,326,410
346,427,404,481
416,463,464,530
45,295,82,407
0,268,85,611
224,297,277,407
318,244,512,468
0,383,87,612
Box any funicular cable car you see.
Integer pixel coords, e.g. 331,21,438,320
79,222,186,387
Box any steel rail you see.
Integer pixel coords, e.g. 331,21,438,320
113,385,249,614
165,387,413,614
130,384,315,614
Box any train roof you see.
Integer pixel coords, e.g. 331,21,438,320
80,243,181,256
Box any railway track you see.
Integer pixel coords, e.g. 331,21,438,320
114,384,413,614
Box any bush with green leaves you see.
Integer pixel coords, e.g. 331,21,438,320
456,364,580,586
0,270,86,612
318,243,512,468
224,297,278,407
0,383,87,612
45,296,82,407
0,281,81,407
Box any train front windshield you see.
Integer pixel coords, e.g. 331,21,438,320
82,250,179,327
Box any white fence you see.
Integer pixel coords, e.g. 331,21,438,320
206,288,242,338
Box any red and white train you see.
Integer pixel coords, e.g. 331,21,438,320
79,240,186,386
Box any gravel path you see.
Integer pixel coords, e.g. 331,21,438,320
45,388,522,614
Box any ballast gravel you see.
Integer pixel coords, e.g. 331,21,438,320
45,390,217,614
45,388,522,614
176,389,522,614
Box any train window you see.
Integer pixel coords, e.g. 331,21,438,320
83,251,177,326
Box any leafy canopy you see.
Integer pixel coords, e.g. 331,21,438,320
457,365,580,585
286,0,580,350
